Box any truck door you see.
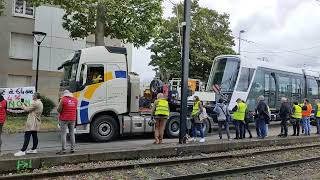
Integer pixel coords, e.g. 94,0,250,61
76,63,105,125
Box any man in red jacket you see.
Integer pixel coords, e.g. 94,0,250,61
0,94,7,155
56,90,78,155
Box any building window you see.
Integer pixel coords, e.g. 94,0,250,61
7,75,32,88
10,33,33,60
13,0,34,18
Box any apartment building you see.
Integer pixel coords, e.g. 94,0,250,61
0,0,133,102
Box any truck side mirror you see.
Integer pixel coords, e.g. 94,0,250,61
82,64,88,86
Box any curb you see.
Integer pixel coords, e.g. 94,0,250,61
0,136,319,174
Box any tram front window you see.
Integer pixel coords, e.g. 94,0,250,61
207,57,240,92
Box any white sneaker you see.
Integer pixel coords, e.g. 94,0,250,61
26,149,38,154
199,138,205,143
14,151,26,157
188,138,196,142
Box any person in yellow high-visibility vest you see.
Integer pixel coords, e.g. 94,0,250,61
291,101,302,136
299,103,305,134
151,93,169,144
314,99,320,134
189,96,205,143
232,98,247,139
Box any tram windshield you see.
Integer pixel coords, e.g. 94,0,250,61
206,57,240,92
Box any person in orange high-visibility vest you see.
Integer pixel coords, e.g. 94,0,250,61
301,99,312,136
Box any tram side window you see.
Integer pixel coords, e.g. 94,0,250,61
247,69,264,111
236,68,255,92
278,75,291,102
291,78,303,102
307,78,318,101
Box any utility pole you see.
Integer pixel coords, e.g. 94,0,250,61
238,30,245,55
179,0,191,144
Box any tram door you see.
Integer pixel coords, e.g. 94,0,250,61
264,72,277,109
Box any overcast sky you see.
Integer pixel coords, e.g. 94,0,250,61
132,0,320,82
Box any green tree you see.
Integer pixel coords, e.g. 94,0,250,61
0,0,4,16
30,0,163,46
149,0,235,82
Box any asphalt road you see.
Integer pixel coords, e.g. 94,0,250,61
1,122,318,155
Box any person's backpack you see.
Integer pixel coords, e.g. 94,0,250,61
199,107,208,122
218,105,232,122
264,105,271,122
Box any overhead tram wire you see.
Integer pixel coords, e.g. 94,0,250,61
241,43,320,54
238,37,320,60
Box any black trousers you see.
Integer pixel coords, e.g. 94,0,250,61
292,119,300,136
280,118,288,136
234,121,245,138
244,121,252,138
21,131,38,151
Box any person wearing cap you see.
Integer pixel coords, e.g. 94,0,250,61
56,90,78,154
14,92,43,157
232,98,247,139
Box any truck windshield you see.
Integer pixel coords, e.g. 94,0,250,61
206,57,240,92
61,51,81,82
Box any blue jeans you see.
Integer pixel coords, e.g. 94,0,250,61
265,124,269,136
192,123,204,138
316,118,320,134
234,121,245,138
256,119,267,138
303,117,311,135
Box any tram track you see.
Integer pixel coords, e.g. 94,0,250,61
2,143,320,180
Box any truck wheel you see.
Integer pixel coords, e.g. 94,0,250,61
90,115,119,142
165,116,180,138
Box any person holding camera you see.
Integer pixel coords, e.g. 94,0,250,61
14,93,43,157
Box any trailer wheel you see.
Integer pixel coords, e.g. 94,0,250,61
165,116,180,138
90,115,119,142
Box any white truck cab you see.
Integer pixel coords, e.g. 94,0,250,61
58,46,186,141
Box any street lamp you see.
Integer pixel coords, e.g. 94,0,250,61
238,30,245,55
32,31,47,92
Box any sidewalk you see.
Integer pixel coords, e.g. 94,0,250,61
1,134,320,173
0,124,319,173
0,121,282,154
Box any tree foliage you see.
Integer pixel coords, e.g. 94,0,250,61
149,0,235,82
30,0,163,47
0,0,4,16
